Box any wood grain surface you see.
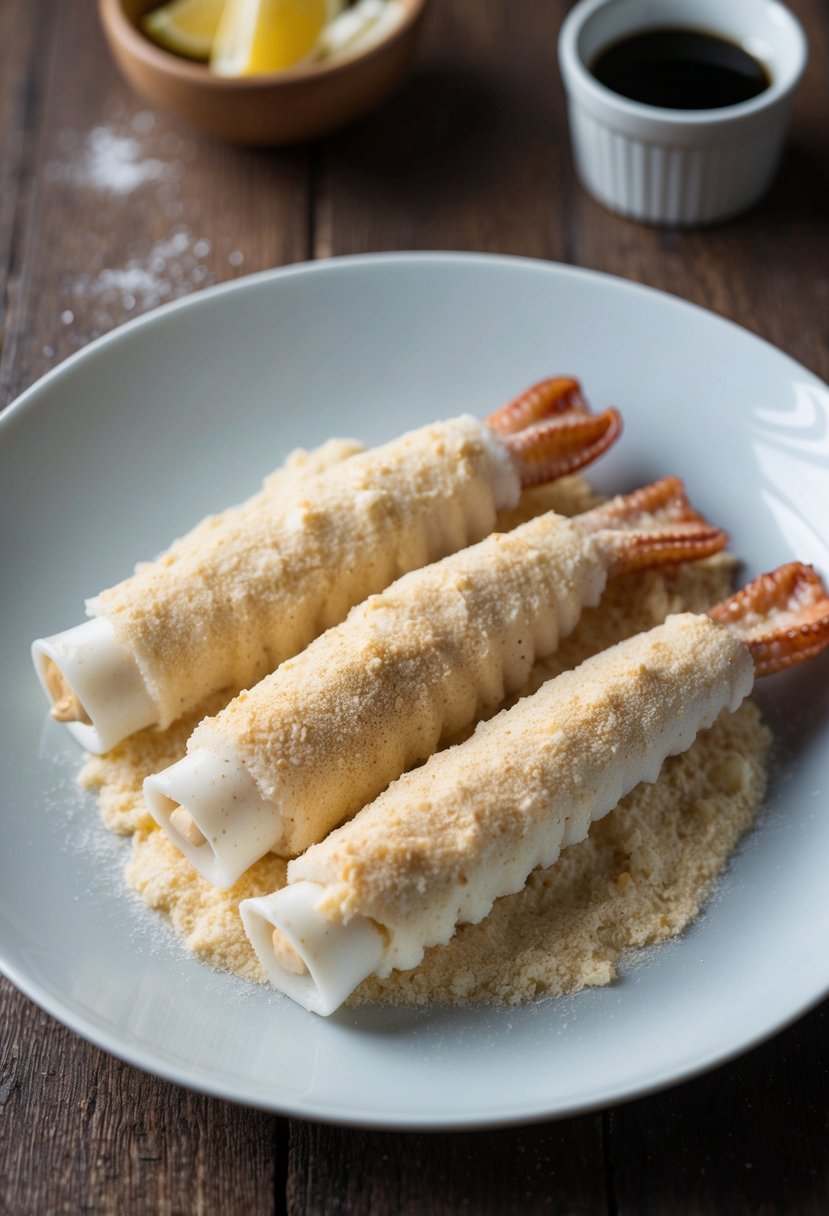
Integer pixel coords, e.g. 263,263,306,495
1,0,828,1212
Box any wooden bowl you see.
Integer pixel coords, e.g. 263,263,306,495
98,0,429,145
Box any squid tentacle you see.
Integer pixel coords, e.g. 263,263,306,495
485,376,588,435
501,407,622,488
709,562,829,677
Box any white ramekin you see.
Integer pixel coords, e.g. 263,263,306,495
558,0,808,226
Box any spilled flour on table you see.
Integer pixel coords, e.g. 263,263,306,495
69,231,211,316
45,115,247,349
78,466,771,1004
47,123,175,196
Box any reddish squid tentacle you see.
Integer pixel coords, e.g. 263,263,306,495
485,377,589,435
577,476,707,533
593,524,728,578
709,562,829,677
575,476,728,576
502,407,622,488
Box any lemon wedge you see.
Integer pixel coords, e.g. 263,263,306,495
211,0,341,76
143,0,227,61
319,0,404,60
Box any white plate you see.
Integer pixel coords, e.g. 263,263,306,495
2,253,828,1129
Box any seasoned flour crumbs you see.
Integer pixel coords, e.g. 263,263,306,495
78,471,770,1005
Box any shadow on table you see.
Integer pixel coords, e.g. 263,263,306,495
744,134,829,228
316,60,567,210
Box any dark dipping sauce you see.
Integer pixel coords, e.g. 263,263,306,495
591,28,770,111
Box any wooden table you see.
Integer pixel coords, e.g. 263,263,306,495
2,1,828,1210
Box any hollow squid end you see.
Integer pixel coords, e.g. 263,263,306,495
42,657,93,725
708,562,829,678
169,804,207,848
240,882,385,1017
143,748,282,889
31,617,157,753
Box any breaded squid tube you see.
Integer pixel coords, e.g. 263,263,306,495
145,477,725,886
32,378,620,754
240,563,829,1015
31,438,363,753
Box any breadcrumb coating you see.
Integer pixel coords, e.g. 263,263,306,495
89,418,507,727
192,513,606,855
78,470,770,1006
290,614,754,973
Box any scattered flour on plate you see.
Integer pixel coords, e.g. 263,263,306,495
77,465,772,1005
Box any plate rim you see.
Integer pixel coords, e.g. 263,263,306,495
2,249,824,438
3,944,828,1130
